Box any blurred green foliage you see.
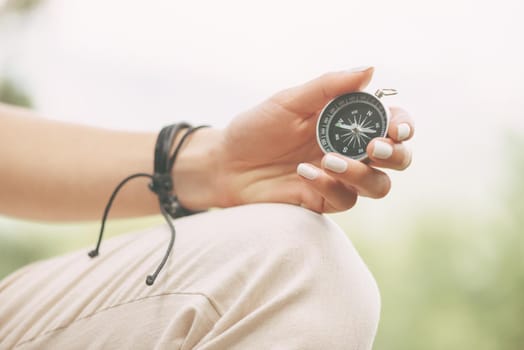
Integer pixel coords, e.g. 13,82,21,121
0,78,32,107
1,0,43,15
0,0,42,107
356,134,524,350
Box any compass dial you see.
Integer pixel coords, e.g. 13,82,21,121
316,92,389,161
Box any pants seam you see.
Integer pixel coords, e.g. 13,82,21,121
14,291,222,348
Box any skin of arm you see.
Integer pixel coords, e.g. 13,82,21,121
0,68,415,221
0,104,222,221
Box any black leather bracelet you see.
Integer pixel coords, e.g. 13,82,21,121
149,123,191,218
88,122,210,286
150,123,209,219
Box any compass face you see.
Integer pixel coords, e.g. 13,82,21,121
316,92,389,160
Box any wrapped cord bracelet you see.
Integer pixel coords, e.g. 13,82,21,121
88,123,210,286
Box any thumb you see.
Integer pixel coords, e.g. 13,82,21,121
272,66,374,117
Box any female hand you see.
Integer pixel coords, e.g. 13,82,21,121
178,67,415,213
1,69,413,220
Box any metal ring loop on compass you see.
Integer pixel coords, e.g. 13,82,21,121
375,89,398,98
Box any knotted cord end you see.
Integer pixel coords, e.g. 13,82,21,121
88,250,99,258
88,124,209,287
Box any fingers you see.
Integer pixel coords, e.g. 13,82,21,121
296,163,358,213
360,107,414,170
320,154,391,198
388,106,415,142
366,138,412,170
296,152,392,213
271,66,374,117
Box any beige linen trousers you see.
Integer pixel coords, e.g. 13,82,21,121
0,203,380,349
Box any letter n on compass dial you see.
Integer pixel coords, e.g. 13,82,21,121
316,92,389,161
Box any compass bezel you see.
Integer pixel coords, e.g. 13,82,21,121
316,91,390,161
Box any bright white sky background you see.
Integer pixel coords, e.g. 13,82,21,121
0,0,523,232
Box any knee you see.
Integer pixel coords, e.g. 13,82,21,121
217,202,352,254
216,203,381,341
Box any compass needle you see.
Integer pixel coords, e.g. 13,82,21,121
317,89,396,161
348,134,356,147
360,127,376,134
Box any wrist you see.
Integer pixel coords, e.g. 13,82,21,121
172,127,225,210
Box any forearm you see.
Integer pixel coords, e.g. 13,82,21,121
0,104,222,221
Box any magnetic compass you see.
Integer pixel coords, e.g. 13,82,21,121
316,89,398,161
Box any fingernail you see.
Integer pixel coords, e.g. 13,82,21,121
347,66,372,73
323,154,348,173
372,141,393,159
297,163,319,180
397,123,411,141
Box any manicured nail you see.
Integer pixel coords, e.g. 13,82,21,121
323,154,348,173
372,141,393,159
397,123,411,141
297,163,319,180
347,66,372,73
